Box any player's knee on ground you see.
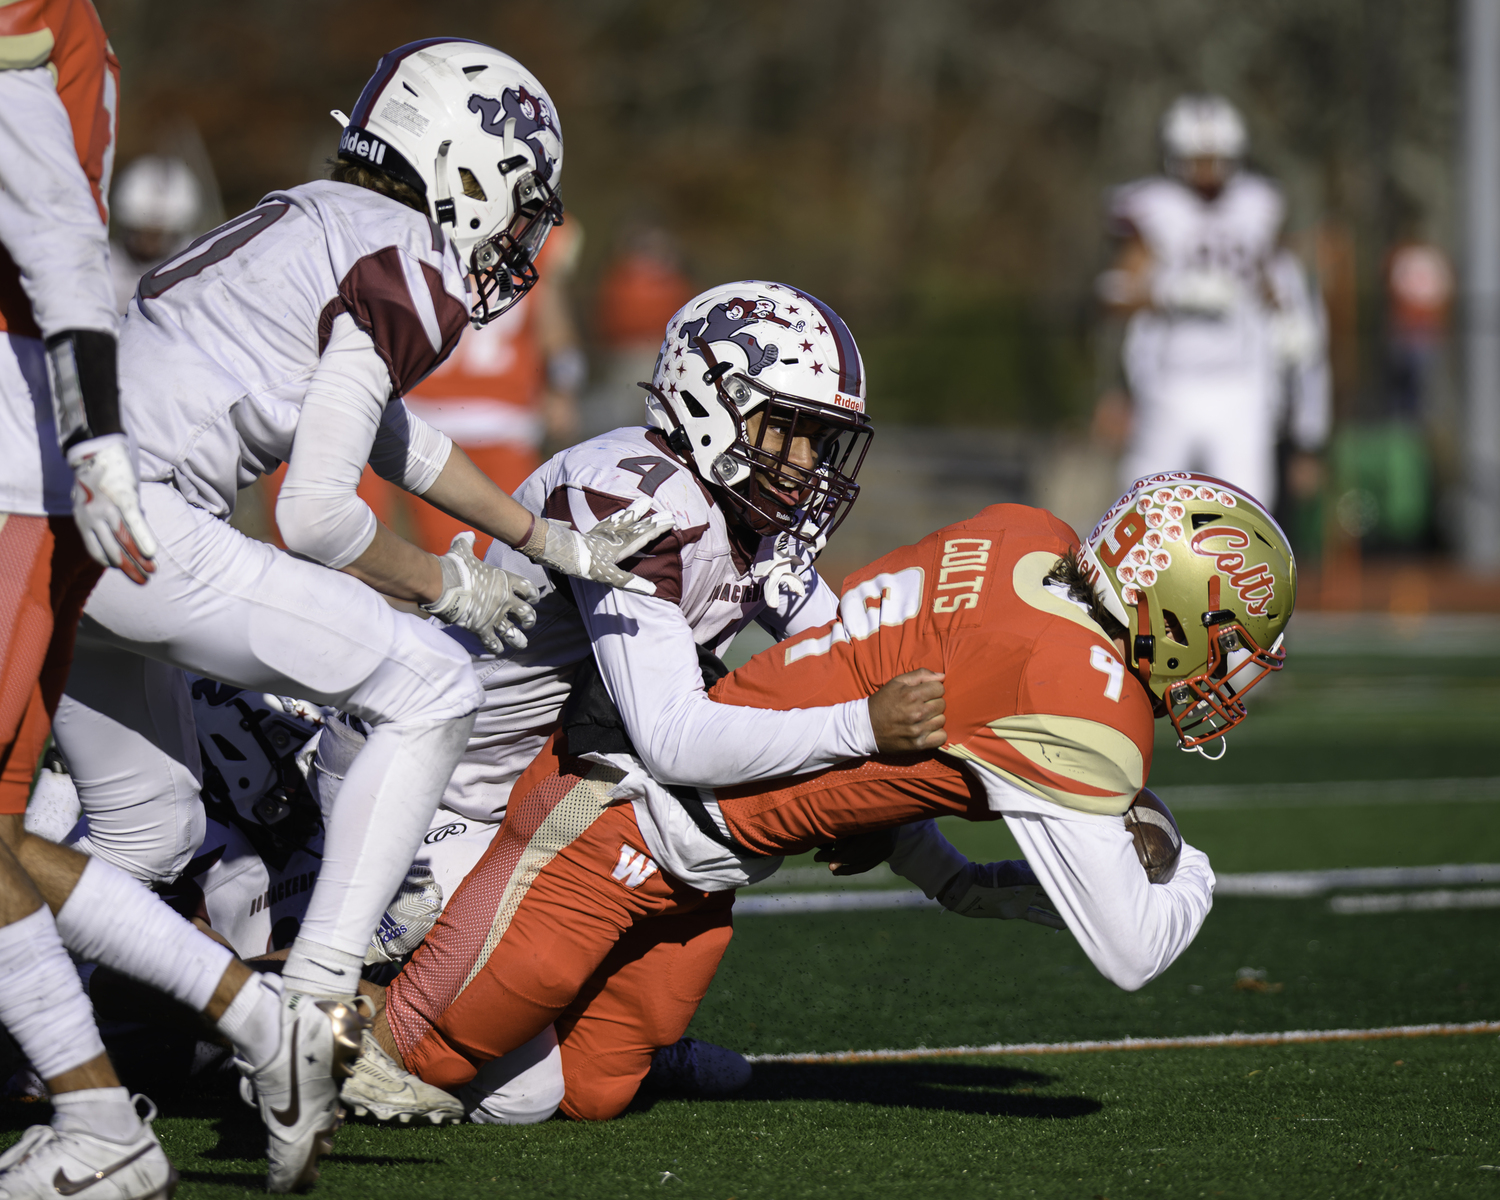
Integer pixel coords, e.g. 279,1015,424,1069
559,1046,657,1122
458,1028,565,1125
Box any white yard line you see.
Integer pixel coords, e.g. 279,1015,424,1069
1330,887,1500,914
737,863,1500,912
744,1021,1500,1064
1156,776,1500,811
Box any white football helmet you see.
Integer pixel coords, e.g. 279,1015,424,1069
1161,94,1247,170
335,38,564,325
113,156,201,234
643,281,873,544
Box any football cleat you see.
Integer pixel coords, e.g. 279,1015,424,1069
364,865,444,966
339,1032,463,1126
645,1038,752,1098
0,1098,176,1200
236,990,368,1194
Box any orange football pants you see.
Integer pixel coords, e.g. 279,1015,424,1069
386,738,733,1121
0,515,102,813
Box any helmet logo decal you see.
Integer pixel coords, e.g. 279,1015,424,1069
676,297,806,377
467,86,560,180
1189,527,1276,615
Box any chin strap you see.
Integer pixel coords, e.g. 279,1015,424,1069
432,139,456,228
1188,736,1229,761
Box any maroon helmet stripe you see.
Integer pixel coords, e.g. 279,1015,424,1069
790,286,861,396
350,38,482,125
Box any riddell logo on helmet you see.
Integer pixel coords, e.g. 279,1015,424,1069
1189,527,1276,615
340,127,389,167
829,392,865,413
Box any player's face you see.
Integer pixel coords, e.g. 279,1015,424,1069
1182,154,1232,198
744,408,834,505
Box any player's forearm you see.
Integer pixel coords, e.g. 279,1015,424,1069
584,585,876,787
340,522,443,604
415,444,537,550
0,71,116,340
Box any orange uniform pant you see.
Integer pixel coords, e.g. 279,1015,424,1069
386,738,733,1121
0,515,102,813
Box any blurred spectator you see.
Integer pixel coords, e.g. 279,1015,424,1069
581,224,693,437
108,155,202,313
1385,240,1452,421
1095,94,1330,509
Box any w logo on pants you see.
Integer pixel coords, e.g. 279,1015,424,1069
612,845,658,889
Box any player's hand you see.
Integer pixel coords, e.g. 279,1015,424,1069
524,499,675,596
814,827,899,876
423,531,539,652
869,668,946,753
938,860,1066,929
66,433,158,585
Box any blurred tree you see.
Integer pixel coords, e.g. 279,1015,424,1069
96,0,1453,429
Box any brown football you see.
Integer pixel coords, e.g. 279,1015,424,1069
1123,787,1182,883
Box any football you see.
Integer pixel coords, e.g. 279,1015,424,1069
1123,787,1182,883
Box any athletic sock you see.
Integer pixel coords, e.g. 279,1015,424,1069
50,1087,142,1143
280,938,363,1001
0,907,104,1081
55,856,233,1013
215,974,283,1067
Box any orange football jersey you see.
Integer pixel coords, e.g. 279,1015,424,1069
710,504,1156,854
0,0,118,338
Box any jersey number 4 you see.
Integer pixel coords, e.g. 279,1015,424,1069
1089,645,1124,701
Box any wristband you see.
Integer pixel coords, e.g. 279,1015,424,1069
516,515,547,558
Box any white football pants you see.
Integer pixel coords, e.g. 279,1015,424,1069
54,482,483,962
1120,369,1279,509
457,1027,565,1125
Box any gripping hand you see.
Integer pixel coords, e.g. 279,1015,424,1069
937,859,1066,929
66,433,158,585
814,827,899,876
522,498,675,596
423,531,539,652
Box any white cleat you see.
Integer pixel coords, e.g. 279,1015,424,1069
237,991,368,1194
339,1031,463,1126
0,1098,176,1200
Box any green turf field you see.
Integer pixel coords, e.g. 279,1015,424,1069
5,616,1499,1197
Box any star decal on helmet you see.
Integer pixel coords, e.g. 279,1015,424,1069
811,362,824,374
815,323,828,335
799,340,812,351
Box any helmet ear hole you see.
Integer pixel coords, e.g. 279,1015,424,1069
679,389,710,419
458,168,486,201
1161,609,1189,646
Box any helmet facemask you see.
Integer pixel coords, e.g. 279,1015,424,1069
1153,585,1286,753
467,170,562,326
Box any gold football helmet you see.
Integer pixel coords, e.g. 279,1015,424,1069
1080,473,1296,755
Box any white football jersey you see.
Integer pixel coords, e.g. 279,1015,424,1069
119,181,469,517
1111,172,1283,377
438,425,837,822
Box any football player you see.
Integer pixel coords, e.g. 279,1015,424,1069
1096,94,1329,508
324,279,958,1123
376,474,1294,1123
47,38,665,1189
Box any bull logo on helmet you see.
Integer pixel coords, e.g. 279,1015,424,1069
467,85,561,181
677,297,806,377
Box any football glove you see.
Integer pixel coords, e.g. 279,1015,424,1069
937,859,1066,929
520,498,674,596
65,433,158,585
366,864,443,965
423,531,539,652
1152,268,1240,317
814,828,899,876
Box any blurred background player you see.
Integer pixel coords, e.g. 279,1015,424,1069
1095,93,1330,510
107,154,203,315
581,223,695,438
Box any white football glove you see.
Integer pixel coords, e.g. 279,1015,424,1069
423,531,539,653
366,864,443,965
938,860,1066,929
522,498,675,596
65,433,158,585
